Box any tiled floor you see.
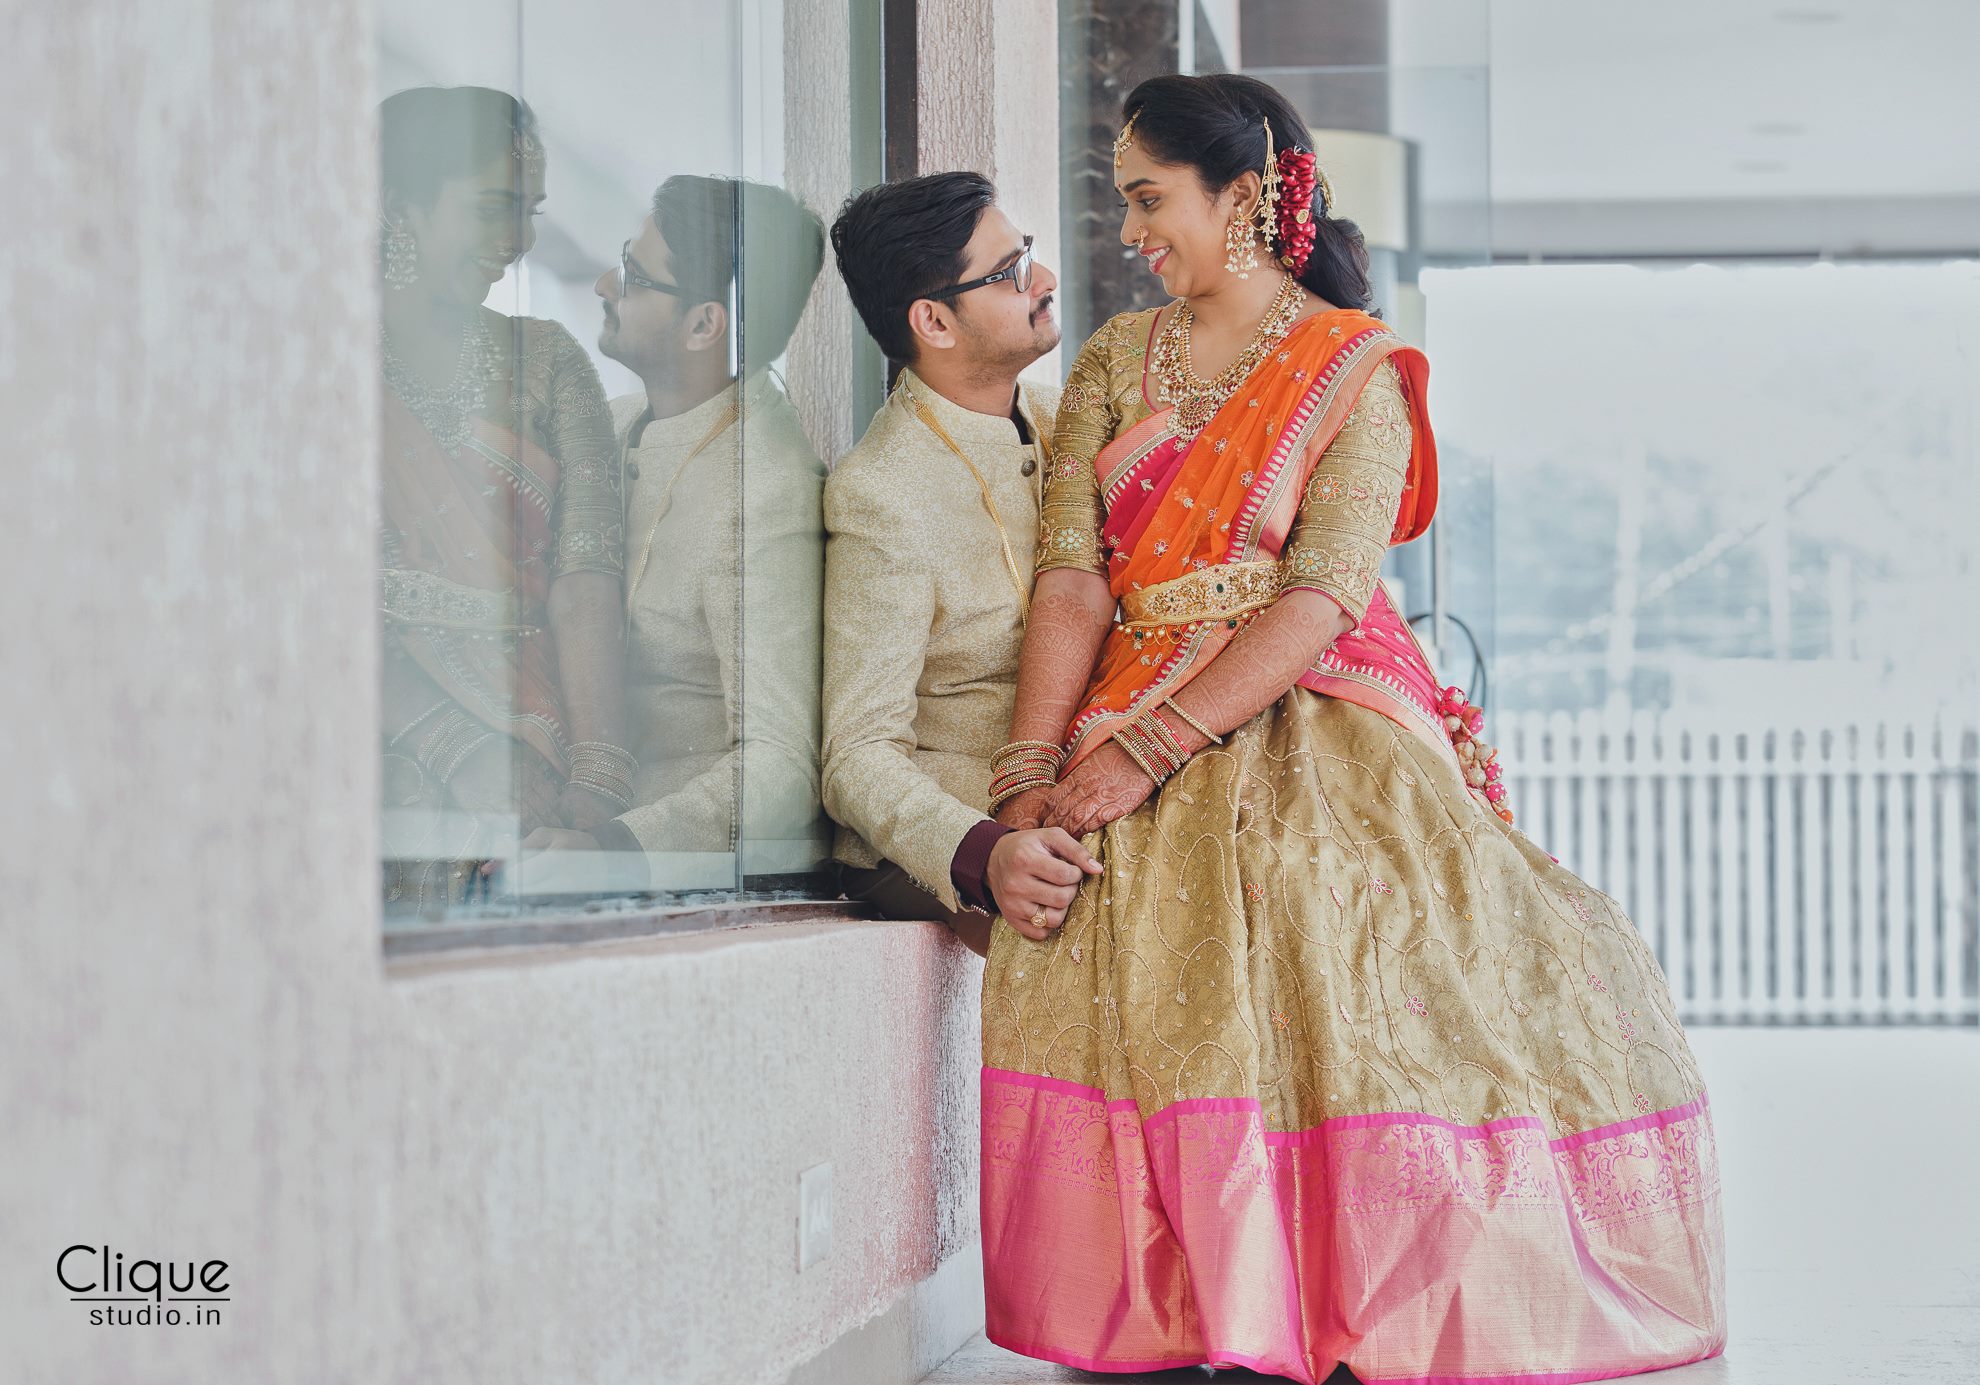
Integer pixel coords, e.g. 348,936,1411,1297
923,1029,1980,1385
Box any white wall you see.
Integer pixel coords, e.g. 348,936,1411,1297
0,0,1046,1381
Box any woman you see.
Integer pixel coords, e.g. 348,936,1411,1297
983,74,1725,1383
375,87,632,913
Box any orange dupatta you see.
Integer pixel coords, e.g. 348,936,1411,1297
1061,309,1440,770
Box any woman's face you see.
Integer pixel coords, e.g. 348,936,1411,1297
392,148,546,309
1115,140,1255,300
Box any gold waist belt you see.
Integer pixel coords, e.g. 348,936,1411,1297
381,567,540,634
1120,559,1282,630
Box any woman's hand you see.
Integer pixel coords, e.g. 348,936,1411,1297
994,785,1054,831
558,784,624,832
446,735,517,817
1042,742,1156,837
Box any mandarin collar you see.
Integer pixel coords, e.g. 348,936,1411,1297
895,367,1045,448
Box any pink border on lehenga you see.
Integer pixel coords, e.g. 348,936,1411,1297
980,1068,1727,1385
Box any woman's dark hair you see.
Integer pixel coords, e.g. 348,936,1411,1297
1121,73,1373,313
830,172,996,363
652,175,826,373
379,86,539,210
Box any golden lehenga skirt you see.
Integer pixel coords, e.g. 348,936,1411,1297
980,690,1725,1384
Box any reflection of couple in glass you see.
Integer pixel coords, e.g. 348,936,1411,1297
376,85,825,907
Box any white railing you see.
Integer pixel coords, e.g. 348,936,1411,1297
1497,711,1979,1025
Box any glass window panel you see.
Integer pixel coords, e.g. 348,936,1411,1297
377,0,874,927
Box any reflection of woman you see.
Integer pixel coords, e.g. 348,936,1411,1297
982,76,1725,1382
375,87,630,910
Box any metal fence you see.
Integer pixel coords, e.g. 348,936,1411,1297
1497,711,1980,1024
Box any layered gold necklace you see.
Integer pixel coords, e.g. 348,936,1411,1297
1148,272,1305,439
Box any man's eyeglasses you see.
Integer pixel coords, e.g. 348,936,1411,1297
619,241,693,299
920,235,1035,303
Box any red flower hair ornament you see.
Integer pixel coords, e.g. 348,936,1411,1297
1273,148,1320,274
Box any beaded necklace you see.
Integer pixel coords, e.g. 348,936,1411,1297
381,315,497,454
1147,272,1304,439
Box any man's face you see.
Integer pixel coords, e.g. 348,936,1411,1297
931,207,1060,373
594,214,699,374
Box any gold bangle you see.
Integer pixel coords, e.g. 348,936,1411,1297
989,773,1056,814
1111,722,1170,787
1142,711,1190,767
1163,698,1222,745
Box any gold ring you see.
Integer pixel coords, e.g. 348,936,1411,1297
1029,911,1048,929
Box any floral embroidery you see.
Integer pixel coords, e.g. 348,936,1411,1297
1360,391,1410,450
1371,877,1394,895
1405,995,1428,1017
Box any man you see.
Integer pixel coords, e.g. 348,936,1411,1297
523,175,829,890
824,172,1101,957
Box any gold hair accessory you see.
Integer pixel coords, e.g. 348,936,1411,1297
1112,110,1139,169
1253,117,1283,251
512,128,547,176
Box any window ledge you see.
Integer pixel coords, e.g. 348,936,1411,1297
382,896,877,966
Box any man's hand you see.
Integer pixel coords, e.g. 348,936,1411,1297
1042,742,1156,837
987,827,1103,941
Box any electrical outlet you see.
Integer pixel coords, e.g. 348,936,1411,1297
798,1161,832,1270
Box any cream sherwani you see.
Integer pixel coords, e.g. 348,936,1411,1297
608,371,829,874
821,368,1060,910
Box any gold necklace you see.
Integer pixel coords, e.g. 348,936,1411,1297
905,381,1047,621
1149,273,1304,438
622,396,742,622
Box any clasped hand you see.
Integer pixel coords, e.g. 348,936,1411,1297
988,742,1154,942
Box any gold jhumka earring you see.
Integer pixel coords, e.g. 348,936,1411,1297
382,215,418,290
1224,116,1283,280
1223,215,1258,278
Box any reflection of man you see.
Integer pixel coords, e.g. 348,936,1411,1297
824,173,1101,957
524,175,828,885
